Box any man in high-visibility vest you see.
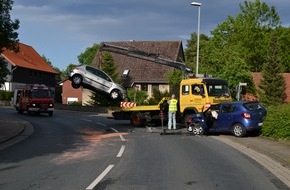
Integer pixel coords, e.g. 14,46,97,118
168,94,178,130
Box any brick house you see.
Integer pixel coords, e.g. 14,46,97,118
252,72,290,103
60,79,92,105
1,43,58,91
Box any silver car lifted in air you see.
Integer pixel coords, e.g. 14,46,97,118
69,65,127,100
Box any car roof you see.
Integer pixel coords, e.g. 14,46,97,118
219,101,259,105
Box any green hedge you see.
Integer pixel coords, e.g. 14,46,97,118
0,90,13,101
262,104,290,140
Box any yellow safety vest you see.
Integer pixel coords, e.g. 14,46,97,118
169,99,178,112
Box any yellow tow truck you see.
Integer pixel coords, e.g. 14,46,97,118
99,43,232,127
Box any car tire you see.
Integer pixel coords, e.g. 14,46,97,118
232,123,246,137
71,75,82,86
192,123,204,135
110,90,120,100
71,82,81,89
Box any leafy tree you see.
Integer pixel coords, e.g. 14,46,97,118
147,88,170,105
165,69,182,95
0,0,19,87
0,57,10,86
62,63,75,79
208,0,281,72
0,0,19,53
278,27,290,72
217,51,255,99
126,87,148,105
101,52,119,82
185,33,210,75
41,55,62,82
77,43,100,65
259,31,286,105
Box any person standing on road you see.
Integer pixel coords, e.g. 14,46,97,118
168,94,178,130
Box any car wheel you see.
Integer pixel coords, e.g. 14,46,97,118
72,75,82,85
110,90,120,100
192,124,204,135
71,82,81,89
232,123,246,137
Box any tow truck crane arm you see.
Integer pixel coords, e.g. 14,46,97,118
99,42,193,77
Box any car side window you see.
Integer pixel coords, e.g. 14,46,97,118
96,70,111,82
86,66,95,74
221,105,235,113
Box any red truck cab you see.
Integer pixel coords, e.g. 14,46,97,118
13,84,54,116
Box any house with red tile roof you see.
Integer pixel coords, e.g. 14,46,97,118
1,43,58,91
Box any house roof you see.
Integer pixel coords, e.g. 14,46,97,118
92,41,185,87
1,43,58,74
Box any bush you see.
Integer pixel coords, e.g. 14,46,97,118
0,90,13,100
262,104,290,140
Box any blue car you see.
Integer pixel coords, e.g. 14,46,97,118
187,101,267,137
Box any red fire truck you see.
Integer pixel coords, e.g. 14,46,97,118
13,84,54,116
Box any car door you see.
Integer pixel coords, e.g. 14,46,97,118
93,69,113,93
216,104,236,132
84,66,98,86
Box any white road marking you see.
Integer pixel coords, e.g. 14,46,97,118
96,122,107,127
81,119,93,122
86,165,114,190
110,127,118,132
110,127,126,141
119,135,126,142
117,145,125,158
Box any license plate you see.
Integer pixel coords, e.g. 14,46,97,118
258,122,263,126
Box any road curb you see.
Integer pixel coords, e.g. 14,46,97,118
213,136,290,189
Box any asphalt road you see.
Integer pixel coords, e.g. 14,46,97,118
0,108,288,190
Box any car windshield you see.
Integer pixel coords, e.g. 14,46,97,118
30,90,52,98
207,84,230,97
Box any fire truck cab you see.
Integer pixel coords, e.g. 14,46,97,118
13,84,54,116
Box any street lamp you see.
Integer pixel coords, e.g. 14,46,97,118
191,2,201,76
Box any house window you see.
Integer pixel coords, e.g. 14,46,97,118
141,84,147,91
152,84,159,92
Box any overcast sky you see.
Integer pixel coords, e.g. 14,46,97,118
11,0,290,71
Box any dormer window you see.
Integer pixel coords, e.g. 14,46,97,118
122,69,130,78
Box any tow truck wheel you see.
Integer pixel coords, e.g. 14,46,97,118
110,90,120,100
130,112,147,127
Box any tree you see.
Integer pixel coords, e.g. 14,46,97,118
0,0,19,53
278,27,290,72
101,52,119,82
77,43,100,65
0,57,10,86
207,0,281,73
0,0,19,87
259,31,286,105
